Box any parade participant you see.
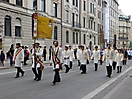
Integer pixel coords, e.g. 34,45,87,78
50,41,63,85
69,45,74,69
112,46,118,70
103,44,113,78
77,45,81,66
91,46,100,71
13,43,25,78
115,49,123,73
31,43,44,81
80,45,88,74
63,46,70,73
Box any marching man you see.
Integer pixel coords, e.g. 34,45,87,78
91,46,100,71
13,43,25,78
63,46,70,73
103,44,113,78
50,41,63,85
31,43,44,81
69,45,74,69
115,49,123,73
80,46,88,74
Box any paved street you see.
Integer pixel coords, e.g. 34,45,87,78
0,60,132,99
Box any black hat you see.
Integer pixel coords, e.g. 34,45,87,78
16,43,21,46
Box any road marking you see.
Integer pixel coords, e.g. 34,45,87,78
82,66,132,99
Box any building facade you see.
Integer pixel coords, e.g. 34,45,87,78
118,10,131,48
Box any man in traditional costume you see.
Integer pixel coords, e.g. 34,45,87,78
103,44,113,78
69,45,74,69
13,43,25,78
80,46,88,74
63,46,70,73
91,46,100,71
31,43,44,81
50,41,63,85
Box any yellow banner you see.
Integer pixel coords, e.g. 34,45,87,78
37,16,53,39
100,31,105,47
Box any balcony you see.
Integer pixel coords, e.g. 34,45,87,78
72,22,81,29
118,37,129,41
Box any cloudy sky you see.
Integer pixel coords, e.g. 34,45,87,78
118,0,132,16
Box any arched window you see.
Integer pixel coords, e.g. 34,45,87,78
15,18,21,37
4,15,11,36
54,26,57,40
66,31,69,43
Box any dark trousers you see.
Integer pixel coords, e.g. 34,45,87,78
78,60,80,66
44,55,46,61
37,67,42,80
15,67,24,77
106,65,112,77
32,68,38,79
123,60,127,65
53,69,61,83
64,65,70,73
100,60,102,65
95,63,98,71
112,61,117,70
117,66,122,73
80,64,86,73
10,56,13,66
128,55,131,60
24,57,28,65
70,61,72,69
49,54,51,60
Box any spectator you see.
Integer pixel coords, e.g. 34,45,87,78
8,44,14,66
43,46,47,61
49,46,52,60
0,51,5,66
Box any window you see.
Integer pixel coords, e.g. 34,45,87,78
2,0,9,2
89,19,90,28
33,0,37,10
53,3,57,17
16,0,22,6
98,0,101,6
76,0,78,7
90,3,92,13
94,22,96,30
73,32,75,44
94,8,96,16
94,36,96,45
98,10,101,19
91,20,93,29
54,26,57,40
83,34,86,44
41,0,46,12
83,17,86,28
98,36,100,45
93,4,94,13
73,0,75,5
76,14,78,23
15,18,21,37
72,13,75,26
66,0,69,2
65,10,69,23
66,31,69,43
4,15,11,36
83,0,86,11
76,33,78,44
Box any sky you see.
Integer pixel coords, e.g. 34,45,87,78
118,0,132,16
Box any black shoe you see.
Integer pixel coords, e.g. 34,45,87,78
15,76,19,78
36,79,41,81
21,71,25,76
52,81,56,85
81,72,84,74
34,77,37,80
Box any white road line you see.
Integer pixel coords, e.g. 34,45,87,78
82,66,132,99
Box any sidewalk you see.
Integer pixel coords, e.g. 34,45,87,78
0,59,51,70
102,72,132,99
